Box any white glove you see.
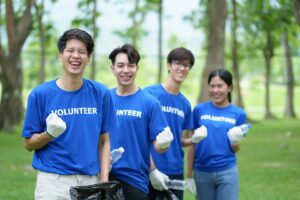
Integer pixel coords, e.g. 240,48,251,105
186,178,197,194
46,113,66,138
156,127,174,149
227,126,243,145
192,125,208,143
149,169,170,191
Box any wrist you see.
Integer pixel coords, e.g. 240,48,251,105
150,168,156,172
45,131,55,138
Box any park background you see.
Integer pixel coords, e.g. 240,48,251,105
0,0,300,199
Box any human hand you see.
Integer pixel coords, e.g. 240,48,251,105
149,169,169,191
186,178,197,194
46,113,66,138
156,127,174,149
227,126,243,145
192,125,207,143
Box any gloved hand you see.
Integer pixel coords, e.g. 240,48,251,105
149,169,169,191
227,126,243,145
156,127,174,149
186,178,197,194
46,113,66,138
192,125,207,143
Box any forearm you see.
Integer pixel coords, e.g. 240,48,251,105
180,130,193,147
231,143,240,152
186,144,195,178
99,133,110,181
153,140,169,153
23,132,53,151
150,155,156,171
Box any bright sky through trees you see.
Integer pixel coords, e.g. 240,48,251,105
47,0,203,55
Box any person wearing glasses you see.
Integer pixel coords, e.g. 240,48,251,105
145,47,205,199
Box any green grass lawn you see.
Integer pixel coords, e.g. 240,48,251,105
0,133,35,200
184,119,300,200
1,119,300,200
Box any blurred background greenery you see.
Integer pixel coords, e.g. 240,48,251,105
1,0,299,130
0,0,300,199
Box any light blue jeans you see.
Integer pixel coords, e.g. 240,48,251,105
194,166,239,200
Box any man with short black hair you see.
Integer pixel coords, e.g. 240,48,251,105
22,28,117,199
108,44,174,200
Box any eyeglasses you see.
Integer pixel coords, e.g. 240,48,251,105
172,61,191,69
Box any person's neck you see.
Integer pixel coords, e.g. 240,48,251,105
117,84,138,96
162,77,181,95
57,75,83,91
212,100,230,108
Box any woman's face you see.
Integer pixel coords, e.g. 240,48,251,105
208,76,231,107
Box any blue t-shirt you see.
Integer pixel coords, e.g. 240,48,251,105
193,101,247,172
22,79,117,175
144,84,193,175
109,88,168,193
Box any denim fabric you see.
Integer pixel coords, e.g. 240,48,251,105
194,166,239,200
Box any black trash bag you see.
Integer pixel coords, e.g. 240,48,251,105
70,181,124,200
154,189,179,200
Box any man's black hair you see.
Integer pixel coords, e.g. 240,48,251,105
167,47,195,68
109,44,140,65
57,28,94,56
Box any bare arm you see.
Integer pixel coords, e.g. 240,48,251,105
181,130,194,147
187,143,195,178
23,132,53,152
187,131,195,178
98,132,110,181
149,154,156,171
153,140,169,153
231,143,240,153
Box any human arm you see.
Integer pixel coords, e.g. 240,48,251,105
98,132,110,181
153,127,174,153
231,143,240,152
181,126,208,147
186,141,197,194
149,155,169,191
181,130,194,147
23,113,66,151
227,125,245,152
186,136,195,179
23,132,53,151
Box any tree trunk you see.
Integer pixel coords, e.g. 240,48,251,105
263,31,275,119
35,0,46,83
132,0,139,48
0,57,23,131
293,0,300,26
157,0,163,83
90,0,97,80
198,0,227,102
231,0,244,108
0,0,35,131
283,31,296,118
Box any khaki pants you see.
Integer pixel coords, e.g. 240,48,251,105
35,171,100,200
